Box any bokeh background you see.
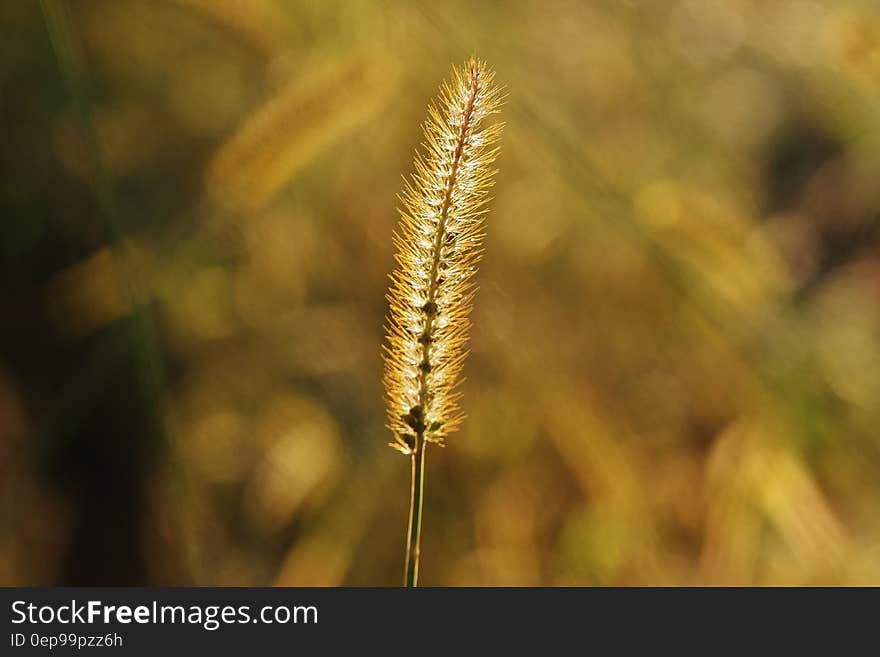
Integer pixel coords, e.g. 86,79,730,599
3,0,880,586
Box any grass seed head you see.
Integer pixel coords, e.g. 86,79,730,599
383,59,504,454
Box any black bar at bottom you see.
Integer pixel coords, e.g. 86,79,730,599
0,587,868,653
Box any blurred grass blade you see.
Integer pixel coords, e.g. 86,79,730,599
205,51,398,210
45,240,154,340
165,0,288,57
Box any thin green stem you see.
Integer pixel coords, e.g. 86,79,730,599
404,438,426,587
39,0,200,582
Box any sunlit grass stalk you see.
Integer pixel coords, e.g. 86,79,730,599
383,59,504,587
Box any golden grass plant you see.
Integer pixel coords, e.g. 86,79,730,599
383,59,504,586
